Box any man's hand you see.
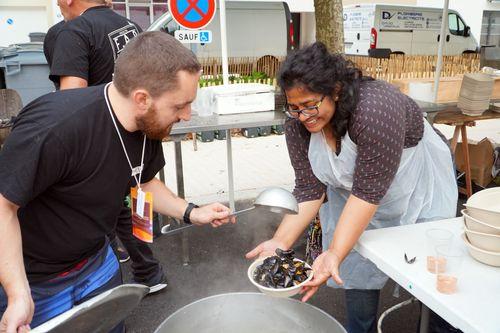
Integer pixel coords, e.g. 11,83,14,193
0,292,34,333
0,194,33,333
189,203,234,227
300,249,343,302
245,238,288,259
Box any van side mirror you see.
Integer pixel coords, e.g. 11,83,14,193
464,26,470,37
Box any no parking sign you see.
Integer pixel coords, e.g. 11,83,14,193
168,0,217,30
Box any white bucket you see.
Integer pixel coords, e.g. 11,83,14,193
408,82,434,103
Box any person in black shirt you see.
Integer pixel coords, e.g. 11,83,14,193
43,20,64,70
50,0,168,292
43,0,112,88
51,0,141,89
0,32,233,332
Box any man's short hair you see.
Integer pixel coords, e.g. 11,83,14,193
114,31,201,98
83,0,107,5
84,0,108,4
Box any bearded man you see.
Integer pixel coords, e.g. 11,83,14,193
0,32,232,333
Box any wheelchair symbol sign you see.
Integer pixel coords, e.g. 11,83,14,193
200,31,210,42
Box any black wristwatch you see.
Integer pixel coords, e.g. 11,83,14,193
183,203,199,224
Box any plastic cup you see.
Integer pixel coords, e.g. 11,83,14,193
425,229,453,273
435,244,464,294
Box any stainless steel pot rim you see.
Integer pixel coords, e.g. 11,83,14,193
159,292,338,326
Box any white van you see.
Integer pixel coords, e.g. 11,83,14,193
344,4,478,57
147,1,293,59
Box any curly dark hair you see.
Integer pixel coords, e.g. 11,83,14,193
278,42,372,138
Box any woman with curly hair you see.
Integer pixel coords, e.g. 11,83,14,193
247,42,457,333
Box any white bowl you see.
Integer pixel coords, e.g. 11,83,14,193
462,233,500,267
464,188,500,227
462,209,500,236
467,187,500,206
463,205,500,227
464,227,500,252
248,257,313,298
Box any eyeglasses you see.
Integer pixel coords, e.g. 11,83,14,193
284,95,325,119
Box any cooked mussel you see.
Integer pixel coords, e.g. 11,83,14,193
253,248,311,289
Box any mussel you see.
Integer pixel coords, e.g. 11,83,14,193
253,248,311,289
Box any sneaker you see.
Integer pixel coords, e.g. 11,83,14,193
138,275,168,294
117,247,130,263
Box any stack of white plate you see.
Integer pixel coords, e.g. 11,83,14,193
462,187,500,266
491,102,500,114
457,73,494,116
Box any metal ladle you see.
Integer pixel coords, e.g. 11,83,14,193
161,187,298,235
229,187,299,217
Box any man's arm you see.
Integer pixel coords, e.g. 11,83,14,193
141,178,188,221
0,194,34,333
141,178,231,226
59,76,88,90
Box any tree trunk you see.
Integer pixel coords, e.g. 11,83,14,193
314,0,344,54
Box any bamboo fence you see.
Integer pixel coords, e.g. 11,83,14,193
346,53,481,82
198,54,481,84
200,56,286,79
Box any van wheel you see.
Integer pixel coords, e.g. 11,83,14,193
256,55,280,78
462,50,477,55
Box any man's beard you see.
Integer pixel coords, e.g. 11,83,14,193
136,104,174,140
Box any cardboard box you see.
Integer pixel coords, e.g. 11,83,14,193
455,138,495,187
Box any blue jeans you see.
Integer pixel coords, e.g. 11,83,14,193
345,289,380,333
0,242,123,332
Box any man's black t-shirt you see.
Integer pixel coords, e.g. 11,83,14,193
50,6,141,85
0,85,165,283
44,20,65,68
43,20,66,89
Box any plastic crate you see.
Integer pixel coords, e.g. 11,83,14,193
196,131,215,142
242,127,259,138
0,43,53,105
258,126,272,136
214,130,227,140
272,125,284,135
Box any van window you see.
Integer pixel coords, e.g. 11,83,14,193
161,19,181,36
112,1,168,30
449,13,466,36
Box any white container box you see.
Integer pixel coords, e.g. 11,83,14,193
199,83,275,115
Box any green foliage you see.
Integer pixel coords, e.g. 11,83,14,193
199,71,269,86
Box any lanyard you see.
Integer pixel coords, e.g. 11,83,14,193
104,83,146,188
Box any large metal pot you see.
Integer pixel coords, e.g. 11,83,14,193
154,293,347,333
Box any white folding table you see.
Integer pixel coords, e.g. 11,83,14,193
355,217,500,333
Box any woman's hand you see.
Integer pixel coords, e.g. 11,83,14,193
300,249,343,302
245,238,288,259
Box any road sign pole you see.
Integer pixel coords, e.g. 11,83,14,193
219,0,229,85
433,0,449,102
218,0,234,211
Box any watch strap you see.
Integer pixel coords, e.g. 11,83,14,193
183,202,199,224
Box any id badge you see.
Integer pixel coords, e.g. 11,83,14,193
131,187,154,243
